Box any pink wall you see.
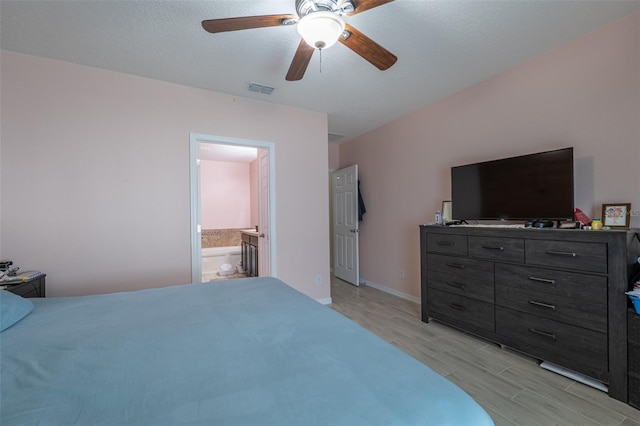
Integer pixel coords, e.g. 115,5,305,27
328,143,340,171
339,12,640,299
1,51,331,301
200,160,251,230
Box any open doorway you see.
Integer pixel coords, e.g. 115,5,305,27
199,143,256,281
190,133,276,283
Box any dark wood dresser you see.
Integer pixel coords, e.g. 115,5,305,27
420,225,639,403
4,274,46,298
629,309,640,409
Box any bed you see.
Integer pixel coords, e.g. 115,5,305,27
1,277,493,425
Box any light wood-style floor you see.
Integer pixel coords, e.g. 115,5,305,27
329,276,640,426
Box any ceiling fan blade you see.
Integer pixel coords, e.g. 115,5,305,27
202,14,297,33
339,24,397,70
286,39,315,81
348,0,394,15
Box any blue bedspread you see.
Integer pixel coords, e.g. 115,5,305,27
1,277,493,425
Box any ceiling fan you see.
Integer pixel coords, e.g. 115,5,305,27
202,0,397,81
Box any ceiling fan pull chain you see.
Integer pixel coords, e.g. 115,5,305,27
319,48,323,74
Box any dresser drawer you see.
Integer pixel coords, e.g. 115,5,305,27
497,307,607,378
427,254,493,281
5,280,43,298
525,240,607,273
427,288,494,331
495,286,606,333
629,342,640,375
428,270,494,303
495,264,607,305
426,234,468,256
469,236,524,263
629,374,640,410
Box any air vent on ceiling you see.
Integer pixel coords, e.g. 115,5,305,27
248,82,275,95
328,132,345,142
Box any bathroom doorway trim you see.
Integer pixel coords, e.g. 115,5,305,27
189,133,276,282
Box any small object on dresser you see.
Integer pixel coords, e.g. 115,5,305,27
558,221,581,229
574,208,591,227
17,271,43,281
1,271,43,284
0,260,13,271
627,292,640,315
627,288,640,314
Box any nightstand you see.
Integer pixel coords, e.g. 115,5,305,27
3,274,46,298
629,308,640,409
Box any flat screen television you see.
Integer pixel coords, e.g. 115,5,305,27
451,147,574,221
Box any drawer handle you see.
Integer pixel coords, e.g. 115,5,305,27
528,276,556,285
437,241,453,246
529,328,557,340
528,300,556,310
546,250,576,257
449,303,465,310
447,281,466,289
482,245,505,251
446,263,465,269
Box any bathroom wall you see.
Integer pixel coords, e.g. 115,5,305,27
200,155,260,249
200,159,251,229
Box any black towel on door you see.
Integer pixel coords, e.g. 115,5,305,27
358,180,366,222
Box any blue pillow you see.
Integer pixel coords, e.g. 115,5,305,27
0,290,34,332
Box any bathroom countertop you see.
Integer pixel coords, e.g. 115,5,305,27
241,230,259,237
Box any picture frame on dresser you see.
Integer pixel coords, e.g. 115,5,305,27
602,203,632,229
442,201,452,223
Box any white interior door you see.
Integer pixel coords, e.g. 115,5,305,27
332,165,359,286
258,149,270,276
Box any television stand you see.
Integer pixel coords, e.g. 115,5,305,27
445,220,467,226
419,224,639,403
525,219,555,228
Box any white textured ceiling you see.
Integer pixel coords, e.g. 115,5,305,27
1,0,638,143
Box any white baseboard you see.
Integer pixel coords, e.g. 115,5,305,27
316,297,332,305
360,279,421,304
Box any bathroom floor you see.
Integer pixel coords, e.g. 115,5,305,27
203,272,248,282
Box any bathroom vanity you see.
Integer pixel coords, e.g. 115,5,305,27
241,231,259,277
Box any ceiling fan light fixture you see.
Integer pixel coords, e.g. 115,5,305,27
297,11,345,49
